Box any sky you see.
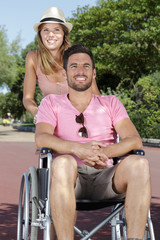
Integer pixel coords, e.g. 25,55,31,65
0,0,98,49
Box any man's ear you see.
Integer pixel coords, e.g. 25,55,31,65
93,68,96,80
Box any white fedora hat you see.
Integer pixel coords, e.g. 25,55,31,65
33,7,73,32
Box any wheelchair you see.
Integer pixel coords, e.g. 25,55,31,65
17,148,155,240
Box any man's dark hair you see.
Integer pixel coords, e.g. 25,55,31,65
63,44,95,70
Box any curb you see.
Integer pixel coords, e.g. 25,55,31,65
12,126,160,148
12,125,35,133
142,138,160,148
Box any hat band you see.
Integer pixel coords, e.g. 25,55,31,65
40,17,64,23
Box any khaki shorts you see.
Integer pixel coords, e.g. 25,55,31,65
75,165,125,200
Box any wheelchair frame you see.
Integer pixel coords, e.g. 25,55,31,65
17,148,155,240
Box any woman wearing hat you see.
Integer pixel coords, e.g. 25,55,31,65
23,7,100,122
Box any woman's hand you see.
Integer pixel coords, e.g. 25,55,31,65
33,114,37,124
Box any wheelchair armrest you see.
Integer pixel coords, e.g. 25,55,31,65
113,149,145,165
37,148,145,157
36,148,53,154
39,148,53,154
129,149,145,156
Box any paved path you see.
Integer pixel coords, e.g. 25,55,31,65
0,125,159,239
0,125,35,142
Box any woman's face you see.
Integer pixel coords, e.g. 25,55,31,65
40,23,64,52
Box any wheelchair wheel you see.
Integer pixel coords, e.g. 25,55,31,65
17,166,38,240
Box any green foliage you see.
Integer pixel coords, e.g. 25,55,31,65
10,33,22,56
24,111,34,123
0,91,23,119
0,35,41,121
21,36,38,60
0,26,18,88
131,71,160,138
69,0,160,90
104,71,160,139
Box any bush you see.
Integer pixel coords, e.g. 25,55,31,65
23,111,34,124
102,71,160,139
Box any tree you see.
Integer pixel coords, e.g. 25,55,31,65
130,71,160,138
9,37,41,120
21,36,38,60
0,35,40,120
69,0,160,90
0,26,18,88
106,71,160,138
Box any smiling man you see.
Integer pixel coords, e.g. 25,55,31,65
65,51,95,92
35,44,151,240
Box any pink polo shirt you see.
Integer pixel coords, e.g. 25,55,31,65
37,94,129,165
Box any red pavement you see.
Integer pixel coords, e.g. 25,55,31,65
0,140,160,239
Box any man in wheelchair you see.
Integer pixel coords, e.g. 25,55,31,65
35,44,151,240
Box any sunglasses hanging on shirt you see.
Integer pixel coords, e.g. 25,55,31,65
75,113,88,138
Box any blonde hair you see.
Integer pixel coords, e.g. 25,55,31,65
37,23,71,75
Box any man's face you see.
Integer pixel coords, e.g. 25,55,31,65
66,53,96,91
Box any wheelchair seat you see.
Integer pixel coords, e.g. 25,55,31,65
76,198,125,211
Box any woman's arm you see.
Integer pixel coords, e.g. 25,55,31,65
23,51,38,116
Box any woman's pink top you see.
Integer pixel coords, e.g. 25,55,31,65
36,64,68,97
